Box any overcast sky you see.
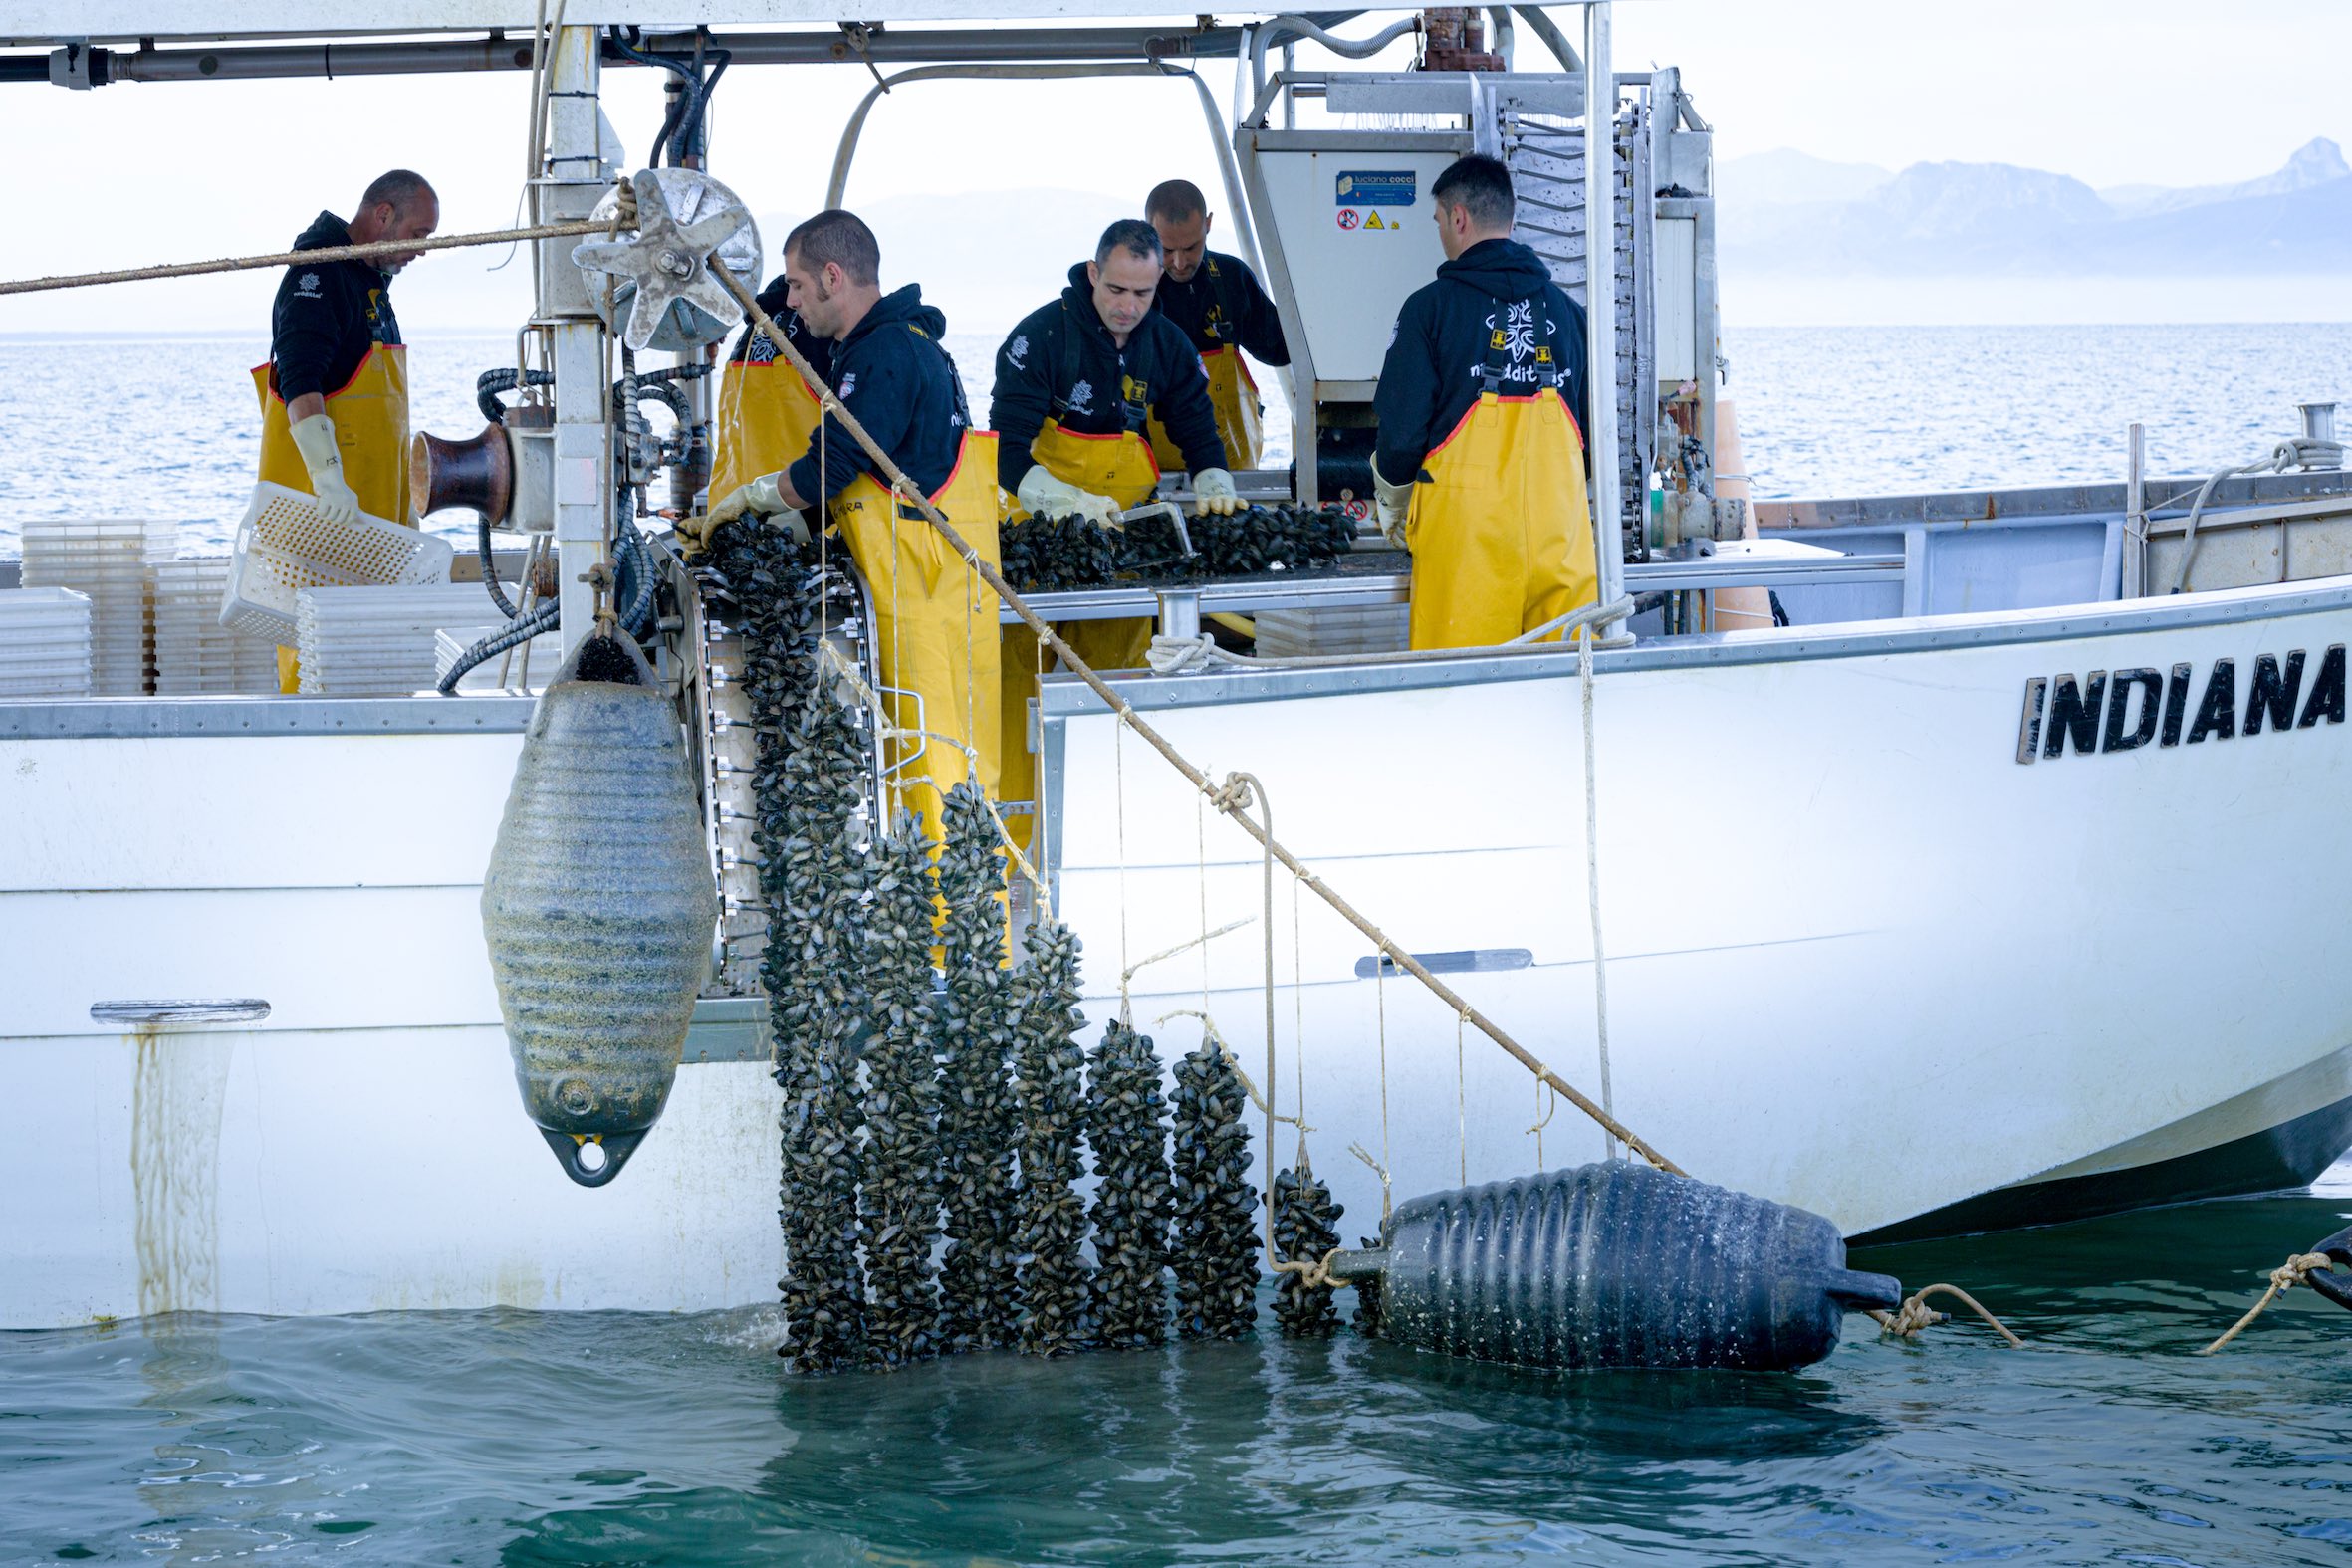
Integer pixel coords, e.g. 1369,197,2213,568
0,1,2344,331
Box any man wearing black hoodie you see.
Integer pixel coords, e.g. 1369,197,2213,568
254,169,437,689
1372,154,1598,650
697,209,1002,841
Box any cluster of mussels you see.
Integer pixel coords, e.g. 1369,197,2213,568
1271,1154,1344,1339
857,817,945,1367
1087,1020,1173,1349
998,503,1358,595
705,521,870,1376
1170,1042,1261,1340
703,523,1310,1372
935,780,1021,1352
1011,919,1093,1356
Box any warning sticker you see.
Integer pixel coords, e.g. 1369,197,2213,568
1336,208,1361,230
1364,211,1386,230
1336,170,1417,207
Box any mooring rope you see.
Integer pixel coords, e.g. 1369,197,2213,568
1870,1283,2024,1348
2201,1251,2340,1354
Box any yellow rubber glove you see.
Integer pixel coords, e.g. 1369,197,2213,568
1193,467,1241,516
1017,464,1118,526
288,412,363,526
1372,459,1415,550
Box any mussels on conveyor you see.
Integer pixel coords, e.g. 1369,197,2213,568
1000,503,1359,595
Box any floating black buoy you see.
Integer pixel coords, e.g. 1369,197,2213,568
480,632,718,1188
1333,1162,1902,1374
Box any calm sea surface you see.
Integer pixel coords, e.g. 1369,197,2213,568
1,323,2348,559
12,1184,2352,1564
8,323,2352,1561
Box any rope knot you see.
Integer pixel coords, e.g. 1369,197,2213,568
1880,1294,1947,1338
1210,774,1254,817
1144,632,1222,676
2274,1251,2336,1292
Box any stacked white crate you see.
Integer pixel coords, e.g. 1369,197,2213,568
153,556,282,694
434,625,559,693
0,586,95,699
20,519,173,693
1252,604,1410,657
295,584,516,696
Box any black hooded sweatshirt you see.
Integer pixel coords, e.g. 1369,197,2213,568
990,262,1226,493
724,273,834,387
268,211,402,404
1372,237,1588,486
785,284,969,505
1150,250,1290,367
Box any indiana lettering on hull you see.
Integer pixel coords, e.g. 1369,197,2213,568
2015,645,2348,763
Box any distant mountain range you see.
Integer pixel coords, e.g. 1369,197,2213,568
1719,138,2352,276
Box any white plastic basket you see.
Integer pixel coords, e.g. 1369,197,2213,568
221,482,453,645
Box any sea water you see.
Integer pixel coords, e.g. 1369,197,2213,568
1,322,2347,560
10,1183,2352,1563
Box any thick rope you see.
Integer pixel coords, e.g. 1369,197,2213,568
1578,626,1619,1158
1870,1283,2024,1348
2201,1252,2340,1354
709,265,1687,1177
0,219,613,297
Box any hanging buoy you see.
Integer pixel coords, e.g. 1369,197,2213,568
480,633,719,1187
1333,1162,1902,1373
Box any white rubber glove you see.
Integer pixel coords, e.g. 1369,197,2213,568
1193,467,1241,516
1372,459,1416,550
1018,464,1118,526
288,412,363,526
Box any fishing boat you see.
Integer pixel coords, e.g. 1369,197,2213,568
3,2,2348,1330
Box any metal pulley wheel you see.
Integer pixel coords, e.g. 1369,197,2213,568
572,168,762,353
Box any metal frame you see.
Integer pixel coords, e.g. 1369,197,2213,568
0,695,535,740
822,60,1266,283
1034,570,2352,727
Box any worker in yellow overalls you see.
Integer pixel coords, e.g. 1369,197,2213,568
988,219,1240,843
687,210,999,846
1371,153,1597,650
708,272,831,515
252,170,439,691
1142,178,1289,474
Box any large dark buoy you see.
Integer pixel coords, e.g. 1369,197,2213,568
481,633,718,1187
1334,1162,1901,1373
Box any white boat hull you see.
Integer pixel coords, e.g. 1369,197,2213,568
6,578,2352,1326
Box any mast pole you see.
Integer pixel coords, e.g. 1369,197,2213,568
541,24,611,656
1583,2,1622,613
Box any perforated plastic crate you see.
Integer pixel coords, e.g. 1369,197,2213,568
221,482,453,645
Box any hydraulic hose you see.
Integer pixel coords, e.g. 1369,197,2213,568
477,366,555,425
478,511,520,621
605,28,706,167
437,599,559,695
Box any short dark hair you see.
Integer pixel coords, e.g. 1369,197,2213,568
1144,179,1207,224
357,169,435,218
1431,154,1515,231
785,209,881,288
1095,218,1163,269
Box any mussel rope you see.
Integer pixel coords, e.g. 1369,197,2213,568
0,219,613,298
709,265,1683,1179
